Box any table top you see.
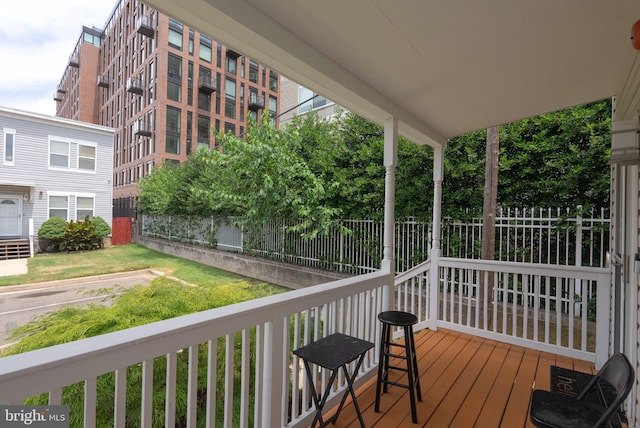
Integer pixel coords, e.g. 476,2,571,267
293,333,374,370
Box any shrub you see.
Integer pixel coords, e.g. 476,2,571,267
60,216,100,252
92,216,112,238
38,217,67,240
37,217,67,252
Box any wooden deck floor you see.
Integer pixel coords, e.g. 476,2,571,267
323,328,597,428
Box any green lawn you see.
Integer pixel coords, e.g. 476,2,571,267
1,244,286,356
0,244,279,291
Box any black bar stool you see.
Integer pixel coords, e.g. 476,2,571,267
375,310,422,423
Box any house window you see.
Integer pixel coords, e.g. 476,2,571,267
49,195,68,220
78,144,96,171
50,140,69,168
3,128,15,165
76,196,95,219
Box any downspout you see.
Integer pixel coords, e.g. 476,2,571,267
429,144,444,330
381,117,398,313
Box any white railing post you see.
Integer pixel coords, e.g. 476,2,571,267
29,218,34,257
429,145,444,330
595,272,611,369
381,118,398,313
261,319,285,428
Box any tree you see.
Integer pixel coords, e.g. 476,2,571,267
203,115,343,238
499,100,611,211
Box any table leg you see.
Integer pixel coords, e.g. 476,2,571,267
338,354,367,428
304,360,340,428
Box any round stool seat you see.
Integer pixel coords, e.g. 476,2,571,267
378,310,417,327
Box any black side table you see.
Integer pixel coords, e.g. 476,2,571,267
293,333,374,428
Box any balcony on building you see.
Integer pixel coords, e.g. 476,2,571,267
97,76,109,88
53,93,62,102
68,54,79,68
126,77,144,95
57,85,66,94
226,49,241,59
132,121,152,137
135,15,155,38
198,75,216,94
248,93,265,111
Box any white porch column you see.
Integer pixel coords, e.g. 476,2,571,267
381,118,398,312
428,145,444,330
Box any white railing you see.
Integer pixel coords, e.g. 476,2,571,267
0,271,391,428
394,257,610,366
0,258,611,426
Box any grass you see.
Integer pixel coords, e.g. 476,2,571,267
0,244,272,289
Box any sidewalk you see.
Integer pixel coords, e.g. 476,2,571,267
0,259,28,277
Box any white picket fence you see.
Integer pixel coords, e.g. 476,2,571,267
142,206,609,275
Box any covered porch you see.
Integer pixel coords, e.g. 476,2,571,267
1,0,639,426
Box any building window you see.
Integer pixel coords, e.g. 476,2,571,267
298,86,327,113
168,19,183,50
76,196,95,219
198,92,211,111
49,140,69,168
224,122,235,135
166,135,180,154
269,71,278,92
269,96,277,114
197,115,210,149
167,81,182,102
166,106,181,134
3,128,15,165
188,29,194,55
78,144,96,171
249,61,258,83
226,55,237,74
225,78,236,101
49,195,68,220
168,54,182,80
225,99,235,119
200,36,212,62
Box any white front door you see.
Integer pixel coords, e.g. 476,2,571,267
0,196,21,237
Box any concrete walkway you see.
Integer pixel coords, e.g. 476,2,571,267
0,259,29,277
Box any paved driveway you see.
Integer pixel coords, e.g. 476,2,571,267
0,270,160,347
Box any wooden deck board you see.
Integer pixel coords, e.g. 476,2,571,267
326,328,597,428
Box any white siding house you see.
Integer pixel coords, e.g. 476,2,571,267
0,107,114,250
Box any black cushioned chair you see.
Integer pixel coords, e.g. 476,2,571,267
529,353,634,428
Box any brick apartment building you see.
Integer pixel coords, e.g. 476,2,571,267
54,0,280,213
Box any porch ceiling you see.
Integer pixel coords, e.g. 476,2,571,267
144,0,640,147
